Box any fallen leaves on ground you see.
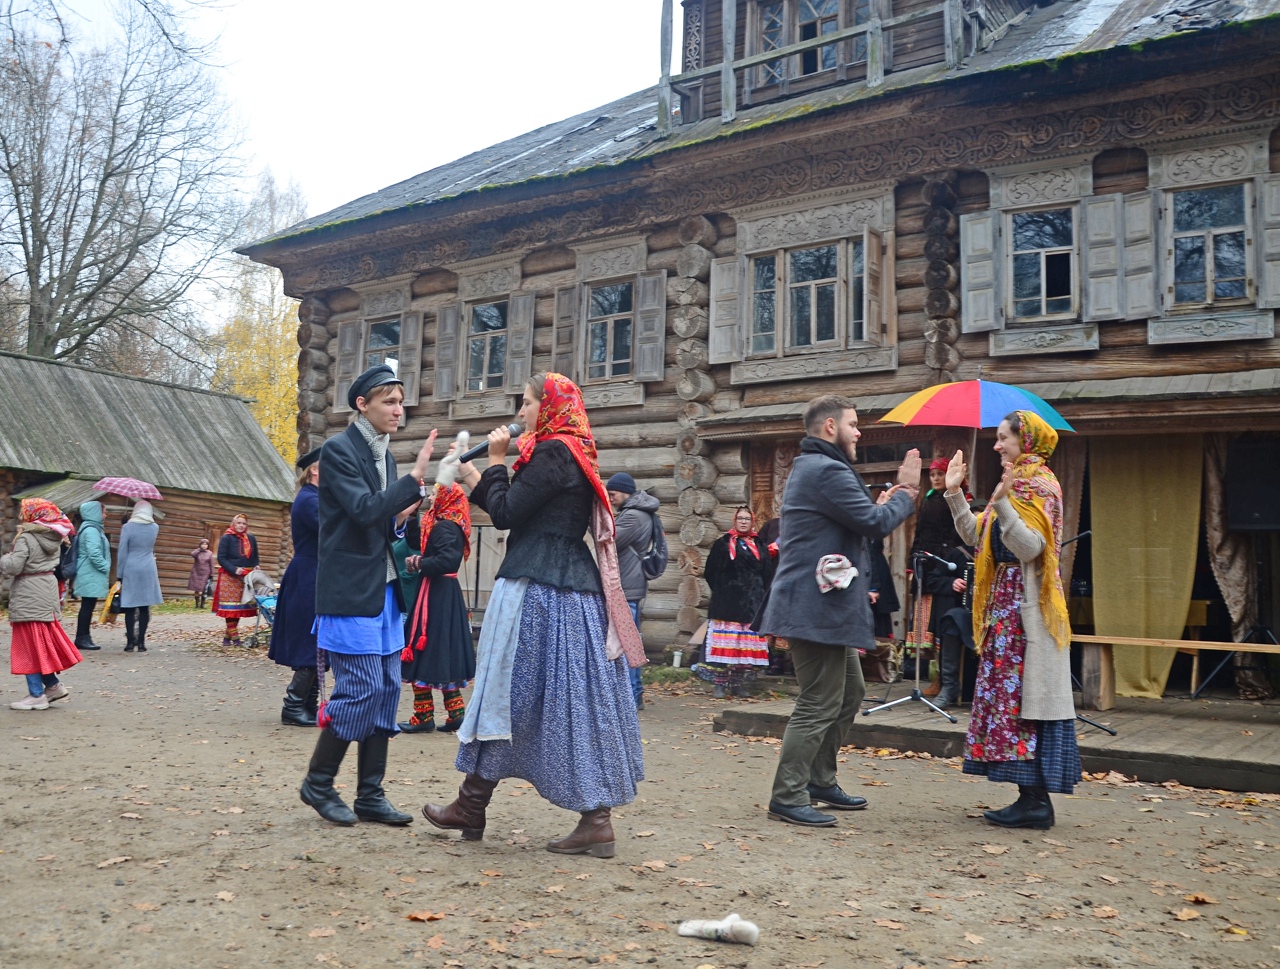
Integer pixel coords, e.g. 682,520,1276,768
1183,893,1218,904
872,918,904,930
980,845,1008,855
308,927,336,938
1092,906,1120,919
96,856,131,868
425,935,446,949
406,911,446,922
964,932,984,945
214,891,236,902
1172,908,1201,921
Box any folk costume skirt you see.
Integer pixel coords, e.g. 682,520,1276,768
10,621,82,676
212,570,255,620
455,581,644,813
401,575,475,691
962,563,1081,794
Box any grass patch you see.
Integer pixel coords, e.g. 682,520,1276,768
641,666,696,686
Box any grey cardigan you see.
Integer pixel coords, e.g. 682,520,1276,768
946,490,1075,721
757,438,915,649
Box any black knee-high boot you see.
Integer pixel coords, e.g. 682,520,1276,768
300,728,357,825
353,735,412,825
281,668,318,726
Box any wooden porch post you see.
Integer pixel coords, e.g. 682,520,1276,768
944,0,965,69
1080,643,1116,711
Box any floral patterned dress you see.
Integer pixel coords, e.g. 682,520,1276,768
962,523,1080,794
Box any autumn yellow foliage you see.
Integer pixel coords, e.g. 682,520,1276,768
211,174,307,463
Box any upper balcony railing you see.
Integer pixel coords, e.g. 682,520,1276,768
657,0,965,134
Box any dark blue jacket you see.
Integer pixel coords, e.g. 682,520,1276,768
316,423,423,617
269,483,319,667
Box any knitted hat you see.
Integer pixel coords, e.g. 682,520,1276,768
606,472,637,495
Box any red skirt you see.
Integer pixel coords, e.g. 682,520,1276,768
10,621,82,675
212,571,256,619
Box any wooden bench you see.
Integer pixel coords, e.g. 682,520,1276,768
1075,634,1280,711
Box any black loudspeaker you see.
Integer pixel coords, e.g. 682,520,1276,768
1226,438,1280,531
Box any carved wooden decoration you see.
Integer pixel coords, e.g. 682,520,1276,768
990,162,1092,208
738,195,889,252
990,324,1099,356
1148,309,1274,345
730,346,897,384
1148,134,1270,189
574,238,647,281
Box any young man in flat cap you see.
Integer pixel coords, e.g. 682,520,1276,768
300,364,438,826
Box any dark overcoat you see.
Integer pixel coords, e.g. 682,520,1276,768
269,483,319,668
757,437,915,649
316,422,422,617
704,532,775,624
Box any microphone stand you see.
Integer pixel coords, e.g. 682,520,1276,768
864,552,958,724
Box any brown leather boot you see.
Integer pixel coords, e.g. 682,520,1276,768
422,774,498,841
547,807,616,858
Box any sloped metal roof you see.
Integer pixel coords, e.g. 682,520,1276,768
243,0,1279,254
0,352,294,504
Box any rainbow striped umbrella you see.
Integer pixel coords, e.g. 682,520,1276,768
878,380,1074,431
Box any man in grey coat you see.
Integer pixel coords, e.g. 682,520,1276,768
608,472,661,711
759,395,920,827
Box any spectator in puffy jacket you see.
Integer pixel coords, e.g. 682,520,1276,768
608,472,660,711
72,500,111,651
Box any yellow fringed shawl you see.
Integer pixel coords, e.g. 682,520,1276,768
971,411,1071,652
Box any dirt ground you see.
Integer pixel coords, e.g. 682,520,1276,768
2,609,1278,969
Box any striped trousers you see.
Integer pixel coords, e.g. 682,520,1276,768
324,651,401,742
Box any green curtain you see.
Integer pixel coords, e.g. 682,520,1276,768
1089,435,1202,698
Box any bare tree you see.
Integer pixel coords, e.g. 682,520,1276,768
0,4,245,363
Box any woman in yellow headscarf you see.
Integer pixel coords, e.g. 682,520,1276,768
943,411,1078,830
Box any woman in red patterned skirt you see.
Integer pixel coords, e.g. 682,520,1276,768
4,499,82,711
212,514,260,646
695,507,775,698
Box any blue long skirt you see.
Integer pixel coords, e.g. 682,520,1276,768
455,582,644,812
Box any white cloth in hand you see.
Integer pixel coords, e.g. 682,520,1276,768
435,431,469,487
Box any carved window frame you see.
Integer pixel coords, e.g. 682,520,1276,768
747,238,863,359
333,277,422,415
745,0,876,101
1004,204,1080,326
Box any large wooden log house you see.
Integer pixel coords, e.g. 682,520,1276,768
242,0,1280,694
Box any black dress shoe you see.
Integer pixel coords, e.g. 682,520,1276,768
437,718,463,733
807,784,868,811
397,720,436,733
767,802,837,827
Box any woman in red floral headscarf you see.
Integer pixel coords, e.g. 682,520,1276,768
4,499,82,710
423,373,645,859
398,482,475,734
212,513,259,646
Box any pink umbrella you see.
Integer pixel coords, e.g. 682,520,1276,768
92,477,163,501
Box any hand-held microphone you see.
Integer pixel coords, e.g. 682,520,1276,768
917,549,957,572
458,423,523,464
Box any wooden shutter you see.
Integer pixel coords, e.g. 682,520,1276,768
1123,191,1159,319
504,292,536,392
633,269,667,382
1082,194,1123,322
708,255,744,363
1256,174,1280,310
862,226,884,345
553,285,579,379
399,311,423,406
333,319,364,415
433,301,462,402
959,211,1002,333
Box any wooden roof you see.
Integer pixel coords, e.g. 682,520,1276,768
242,0,1280,258
0,351,294,504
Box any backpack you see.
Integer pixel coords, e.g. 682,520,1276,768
56,533,79,581
639,511,668,580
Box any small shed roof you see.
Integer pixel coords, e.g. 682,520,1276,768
243,0,1280,254
0,351,294,504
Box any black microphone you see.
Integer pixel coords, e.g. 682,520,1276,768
916,549,957,572
459,423,523,464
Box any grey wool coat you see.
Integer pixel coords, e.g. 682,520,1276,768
117,520,163,608
945,491,1075,721
2,524,65,622
757,437,916,649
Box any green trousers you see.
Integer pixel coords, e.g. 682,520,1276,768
769,639,866,807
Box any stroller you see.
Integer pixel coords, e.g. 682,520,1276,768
239,568,278,648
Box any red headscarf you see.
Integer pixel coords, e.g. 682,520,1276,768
20,498,75,538
421,483,472,560
512,372,612,520
225,515,251,559
727,507,760,561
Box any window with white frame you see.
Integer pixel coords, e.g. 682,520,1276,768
749,239,865,355
1009,208,1076,322
585,281,634,381
465,300,508,393
1170,183,1250,307
364,318,402,372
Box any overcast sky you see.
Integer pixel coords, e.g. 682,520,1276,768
185,0,668,219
